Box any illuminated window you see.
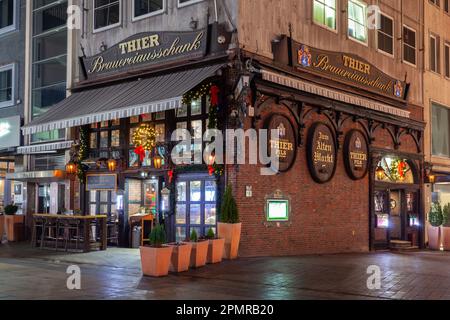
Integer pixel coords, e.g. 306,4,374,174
313,0,336,30
375,156,415,184
348,0,367,44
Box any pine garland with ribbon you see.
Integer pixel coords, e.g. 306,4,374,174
207,85,224,177
182,82,212,105
77,126,89,182
389,159,408,181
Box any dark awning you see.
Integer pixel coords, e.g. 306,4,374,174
22,64,224,135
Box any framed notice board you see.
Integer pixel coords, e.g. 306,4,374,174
86,174,117,191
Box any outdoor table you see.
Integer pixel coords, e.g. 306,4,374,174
32,214,108,252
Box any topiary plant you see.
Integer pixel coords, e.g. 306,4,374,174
220,184,239,223
206,227,215,240
190,229,198,242
429,202,444,227
442,203,450,227
149,224,166,247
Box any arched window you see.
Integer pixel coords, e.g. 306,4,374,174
375,156,415,184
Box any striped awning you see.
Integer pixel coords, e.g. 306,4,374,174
22,64,225,135
17,140,74,154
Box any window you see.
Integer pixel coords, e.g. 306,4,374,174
348,0,367,44
377,13,393,55
313,0,336,30
445,0,449,13
0,64,14,108
31,0,68,143
445,43,450,78
0,0,16,35
432,103,450,157
89,120,122,160
403,26,416,65
429,0,441,7
133,0,164,20
430,34,440,73
178,0,203,8
89,190,117,216
94,0,121,31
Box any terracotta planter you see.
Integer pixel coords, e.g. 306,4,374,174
5,215,24,242
189,240,209,268
139,245,173,277
442,226,450,251
207,238,225,264
218,222,242,260
168,242,192,273
0,215,4,242
427,224,441,250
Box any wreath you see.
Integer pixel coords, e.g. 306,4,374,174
132,124,157,162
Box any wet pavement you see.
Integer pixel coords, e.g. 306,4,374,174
1,242,450,300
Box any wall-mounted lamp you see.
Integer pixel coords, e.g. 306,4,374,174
65,162,77,175
376,165,385,180
107,159,117,172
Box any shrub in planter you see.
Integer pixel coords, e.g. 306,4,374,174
441,203,450,251
428,202,443,250
139,224,173,277
168,242,192,273
217,184,241,260
205,227,225,264
188,229,208,268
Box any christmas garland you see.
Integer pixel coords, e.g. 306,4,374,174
388,159,408,181
207,85,224,177
182,82,212,106
77,126,89,182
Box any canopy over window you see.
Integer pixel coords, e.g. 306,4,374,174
22,64,225,135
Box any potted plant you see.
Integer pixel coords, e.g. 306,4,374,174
4,204,23,242
442,203,450,251
205,227,225,264
428,202,443,250
217,184,241,260
188,229,209,268
139,224,173,277
168,241,193,273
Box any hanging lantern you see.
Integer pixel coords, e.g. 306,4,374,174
107,159,117,172
153,154,162,169
376,165,385,180
66,162,77,175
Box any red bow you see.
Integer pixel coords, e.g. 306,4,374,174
208,165,215,176
210,85,220,106
398,161,406,178
168,170,174,183
134,146,146,162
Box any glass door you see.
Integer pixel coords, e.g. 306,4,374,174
175,175,217,242
389,190,402,240
38,184,50,213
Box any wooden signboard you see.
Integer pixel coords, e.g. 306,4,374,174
344,130,369,180
267,114,297,172
307,122,337,183
86,174,117,191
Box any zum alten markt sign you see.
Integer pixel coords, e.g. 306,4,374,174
293,41,408,100
307,122,337,183
82,30,208,81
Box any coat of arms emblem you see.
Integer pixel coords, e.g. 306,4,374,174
298,45,312,67
394,80,403,98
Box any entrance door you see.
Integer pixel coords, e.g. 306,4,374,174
389,190,402,240
37,184,50,213
174,175,217,242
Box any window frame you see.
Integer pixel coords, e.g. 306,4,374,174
0,63,15,108
429,0,441,8
430,33,440,74
431,101,450,159
376,11,394,58
93,0,122,34
445,42,450,78
402,25,417,67
177,0,204,9
312,0,338,33
347,0,368,46
132,0,166,22
0,0,18,36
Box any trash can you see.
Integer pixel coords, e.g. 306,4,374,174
132,226,142,248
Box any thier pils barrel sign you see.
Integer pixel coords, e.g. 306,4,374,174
267,114,297,172
82,30,207,81
307,122,337,183
344,130,369,180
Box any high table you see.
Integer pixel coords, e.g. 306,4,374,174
33,214,108,252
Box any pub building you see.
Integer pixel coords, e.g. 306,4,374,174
21,23,234,248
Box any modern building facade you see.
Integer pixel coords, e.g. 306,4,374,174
0,0,25,214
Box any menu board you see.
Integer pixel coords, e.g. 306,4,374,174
86,174,117,191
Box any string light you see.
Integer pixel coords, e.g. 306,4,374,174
182,82,212,105
132,123,157,150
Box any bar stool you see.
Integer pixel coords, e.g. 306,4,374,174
41,217,58,249
31,217,45,248
107,216,119,246
57,218,81,252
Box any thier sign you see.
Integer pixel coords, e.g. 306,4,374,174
344,130,369,180
86,174,117,191
82,30,208,81
289,41,408,100
266,114,297,172
307,122,337,183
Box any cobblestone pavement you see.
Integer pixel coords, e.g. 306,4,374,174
1,243,450,300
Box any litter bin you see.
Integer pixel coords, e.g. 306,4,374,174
132,226,142,248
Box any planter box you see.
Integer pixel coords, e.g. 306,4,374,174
218,222,242,260
0,215,4,242
139,245,173,277
168,242,192,273
427,224,441,250
5,215,24,242
442,227,450,251
189,240,209,268
207,238,225,264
